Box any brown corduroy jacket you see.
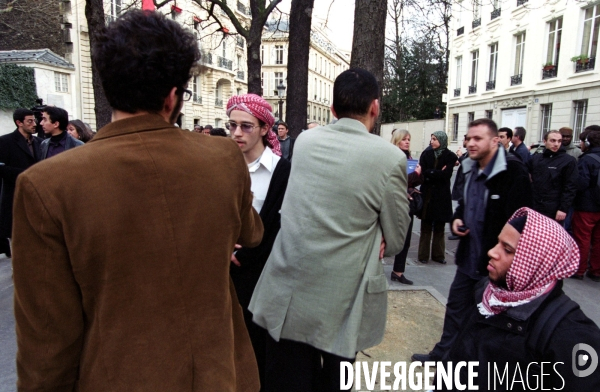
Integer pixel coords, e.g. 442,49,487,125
12,114,263,391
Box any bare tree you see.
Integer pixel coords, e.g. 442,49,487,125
350,0,387,134
285,0,314,137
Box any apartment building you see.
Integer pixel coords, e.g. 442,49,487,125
446,0,600,146
261,20,350,127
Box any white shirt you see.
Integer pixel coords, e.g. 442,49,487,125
248,147,280,213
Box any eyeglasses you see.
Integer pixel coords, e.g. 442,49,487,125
226,121,260,133
181,89,192,102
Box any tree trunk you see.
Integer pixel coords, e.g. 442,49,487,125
285,0,314,138
246,22,264,95
350,0,387,134
85,0,113,130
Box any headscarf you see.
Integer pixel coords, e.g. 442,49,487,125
431,130,448,158
226,94,281,156
478,208,579,317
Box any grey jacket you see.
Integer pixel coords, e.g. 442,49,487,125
249,118,410,358
40,133,84,159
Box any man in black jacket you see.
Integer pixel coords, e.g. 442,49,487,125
528,130,578,221
0,109,42,250
412,118,532,363
227,94,291,387
509,126,530,164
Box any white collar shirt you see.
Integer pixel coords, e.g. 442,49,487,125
248,146,280,213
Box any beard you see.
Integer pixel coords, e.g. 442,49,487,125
489,274,508,289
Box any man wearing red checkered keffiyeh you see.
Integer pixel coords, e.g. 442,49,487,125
479,207,580,317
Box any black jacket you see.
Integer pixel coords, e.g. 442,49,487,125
527,147,578,218
230,157,291,308
441,280,600,391
573,147,600,212
0,130,42,237
40,132,84,159
509,141,530,165
419,148,458,222
454,148,532,276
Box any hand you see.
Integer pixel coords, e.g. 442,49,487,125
379,236,386,259
414,164,422,175
555,211,567,221
452,219,469,237
456,149,463,157
231,244,242,267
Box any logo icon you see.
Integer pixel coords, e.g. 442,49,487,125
572,343,598,377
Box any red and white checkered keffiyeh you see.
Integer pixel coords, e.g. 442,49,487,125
478,207,580,317
226,94,281,156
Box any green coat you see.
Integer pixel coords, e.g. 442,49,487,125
249,118,410,358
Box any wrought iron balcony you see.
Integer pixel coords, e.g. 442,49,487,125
486,80,495,90
454,88,461,97
575,57,595,73
217,56,233,70
457,26,464,36
472,18,481,29
510,74,522,86
236,71,245,80
193,94,202,104
200,51,213,65
468,85,477,94
215,98,223,107
516,0,528,6
542,66,557,79
236,36,245,48
237,1,251,16
491,8,501,20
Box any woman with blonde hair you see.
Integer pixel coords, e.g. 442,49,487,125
390,129,422,284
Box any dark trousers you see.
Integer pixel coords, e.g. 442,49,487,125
418,219,446,262
431,270,481,359
264,333,355,392
393,215,414,273
573,211,600,276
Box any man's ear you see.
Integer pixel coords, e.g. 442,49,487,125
163,87,179,114
330,105,337,119
370,99,380,119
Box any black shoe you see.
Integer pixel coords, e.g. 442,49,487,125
391,272,413,285
586,272,600,282
432,259,447,264
418,259,428,264
570,274,584,280
411,353,440,362
447,234,460,240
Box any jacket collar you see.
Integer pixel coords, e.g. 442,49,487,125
461,145,507,182
88,114,176,143
542,146,566,158
328,117,370,134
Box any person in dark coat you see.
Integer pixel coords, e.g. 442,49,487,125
438,208,600,391
0,109,42,245
390,129,422,285
528,130,578,221
418,131,457,263
509,126,530,164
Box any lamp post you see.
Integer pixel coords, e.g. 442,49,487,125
277,81,286,121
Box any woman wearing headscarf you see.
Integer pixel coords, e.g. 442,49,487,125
417,131,458,263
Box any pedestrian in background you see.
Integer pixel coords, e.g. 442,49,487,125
67,119,94,143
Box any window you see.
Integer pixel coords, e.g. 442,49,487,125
307,105,310,117
318,108,322,122
488,43,498,87
192,76,201,104
110,0,121,20
512,32,526,85
473,0,480,24
261,72,264,89
485,110,493,119
313,107,316,121
456,2,462,27
468,112,475,124
540,104,552,140
581,5,600,59
222,41,227,58
452,114,459,141
470,50,478,93
54,72,69,92
573,100,588,138
274,72,283,94
314,78,317,99
261,45,264,64
546,18,562,67
275,45,284,64
455,56,462,90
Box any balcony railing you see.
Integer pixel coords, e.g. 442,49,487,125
237,1,251,16
236,71,245,80
217,56,233,70
468,85,477,94
542,66,557,79
510,74,522,86
486,80,495,90
575,57,595,73
454,88,461,97
457,26,464,36
193,94,202,104
215,98,223,107
472,18,481,29
491,8,501,20
236,36,245,48
516,0,528,6
200,51,213,65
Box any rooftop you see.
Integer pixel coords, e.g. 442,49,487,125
0,49,74,70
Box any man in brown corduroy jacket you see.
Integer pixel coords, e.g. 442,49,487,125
11,10,263,392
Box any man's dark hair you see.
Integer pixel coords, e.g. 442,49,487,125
332,68,379,119
278,121,288,129
13,108,34,126
42,106,69,131
469,118,498,136
210,128,227,137
586,131,600,148
203,124,213,130
584,125,600,133
514,126,526,141
580,130,591,142
93,10,200,113
498,127,513,139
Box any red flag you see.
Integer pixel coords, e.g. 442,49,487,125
142,0,155,10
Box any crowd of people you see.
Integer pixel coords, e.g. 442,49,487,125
2,9,600,392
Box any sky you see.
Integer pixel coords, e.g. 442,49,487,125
276,0,356,52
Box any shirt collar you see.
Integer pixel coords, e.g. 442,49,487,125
248,146,277,173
